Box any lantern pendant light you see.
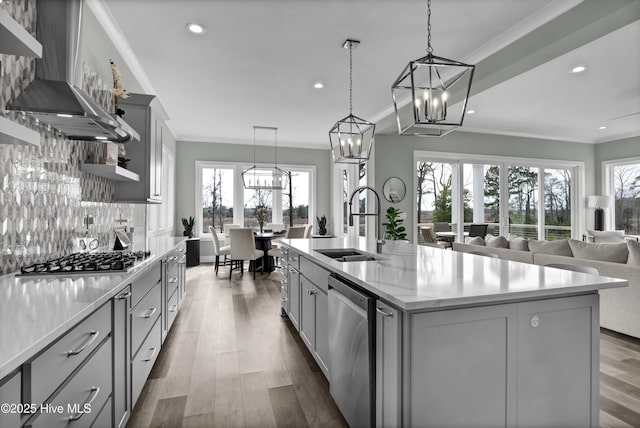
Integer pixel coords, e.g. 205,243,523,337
391,0,475,137
329,39,375,164
242,126,289,190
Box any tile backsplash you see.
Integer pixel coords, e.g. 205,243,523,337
0,0,145,275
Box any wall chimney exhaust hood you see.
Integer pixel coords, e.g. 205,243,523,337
5,0,139,143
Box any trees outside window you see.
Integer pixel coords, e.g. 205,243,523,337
612,163,640,234
202,167,234,233
414,152,580,242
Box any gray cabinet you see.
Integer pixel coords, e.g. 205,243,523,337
113,286,131,428
298,257,330,377
516,294,599,427
375,301,401,428
162,245,183,341
130,268,163,408
392,294,599,428
0,371,20,428
288,266,301,331
115,93,168,204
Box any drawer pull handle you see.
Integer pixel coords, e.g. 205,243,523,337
142,307,157,319
116,291,131,300
308,289,318,296
376,307,394,317
143,347,158,362
169,277,178,283
281,297,288,302
168,256,178,261
67,331,99,357
68,386,100,421
169,304,178,312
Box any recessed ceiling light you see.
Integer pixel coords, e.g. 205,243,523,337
466,109,475,114
598,126,607,130
95,136,108,140
570,65,586,73
186,23,206,35
314,82,324,89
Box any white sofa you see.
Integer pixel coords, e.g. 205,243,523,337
453,237,640,338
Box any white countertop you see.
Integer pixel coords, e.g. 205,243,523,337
282,237,627,311
0,237,186,380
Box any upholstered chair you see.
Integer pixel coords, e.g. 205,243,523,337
209,226,231,274
229,228,264,279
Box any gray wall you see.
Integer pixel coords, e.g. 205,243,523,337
373,131,597,237
594,136,640,192
175,141,331,256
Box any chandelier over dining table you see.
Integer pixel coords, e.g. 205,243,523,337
241,126,289,190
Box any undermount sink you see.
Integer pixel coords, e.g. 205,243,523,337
315,248,387,262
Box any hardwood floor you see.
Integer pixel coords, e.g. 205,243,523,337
126,263,347,428
127,263,640,428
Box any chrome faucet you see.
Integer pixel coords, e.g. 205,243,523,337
348,185,385,253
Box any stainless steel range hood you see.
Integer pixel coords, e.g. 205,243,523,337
6,0,139,143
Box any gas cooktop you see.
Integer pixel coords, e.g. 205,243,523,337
19,251,152,276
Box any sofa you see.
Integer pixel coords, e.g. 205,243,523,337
453,234,640,338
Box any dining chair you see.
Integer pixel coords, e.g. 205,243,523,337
420,227,451,249
468,250,499,258
209,226,231,275
286,226,307,239
229,228,264,279
544,263,599,275
268,246,282,269
468,224,489,238
304,224,313,238
266,223,285,233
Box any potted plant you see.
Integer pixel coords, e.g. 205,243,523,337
383,207,407,241
316,214,328,235
256,207,267,233
181,216,195,238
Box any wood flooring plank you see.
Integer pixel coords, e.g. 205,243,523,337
600,395,640,427
213,350,245,427
148,396,187,428
269,384,309,428
241,371,278,427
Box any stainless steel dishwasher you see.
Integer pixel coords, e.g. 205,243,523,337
328,273,376,428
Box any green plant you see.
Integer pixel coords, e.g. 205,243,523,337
181,216,195,235
317,215,327,235
383,207,407,240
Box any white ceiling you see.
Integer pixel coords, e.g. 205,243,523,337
92,0,640,149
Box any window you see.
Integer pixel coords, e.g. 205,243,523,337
283,171,310,226
414,151,582,243
605,159,640,234
195,161,315,237
201,167,234,234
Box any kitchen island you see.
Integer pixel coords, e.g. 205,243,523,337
0,237,186,428
279,237,627,428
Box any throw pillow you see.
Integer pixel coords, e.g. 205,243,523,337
568,239,629,264
465,236,485,246
508,236,529,251
527,239,573,257
628,239,640,266
485,235,508,248
585,229,625,243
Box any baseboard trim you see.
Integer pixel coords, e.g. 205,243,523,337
600,327,640,344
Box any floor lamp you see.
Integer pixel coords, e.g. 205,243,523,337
587,195,613,231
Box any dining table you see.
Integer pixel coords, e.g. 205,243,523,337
435,231,469,243
249,231,286,273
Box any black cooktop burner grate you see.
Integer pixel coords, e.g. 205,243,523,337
19,251,152,275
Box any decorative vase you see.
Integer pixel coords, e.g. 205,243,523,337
319,227,327,235
184,230,193,238
259,223,264,233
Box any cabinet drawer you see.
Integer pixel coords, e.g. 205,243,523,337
131,282,161,357
131,318,161,407
167,288,179,330
90,396,112,428
300,257,330,293
29,303,111,406
30,338,112,428
0,371,20,428
287,250,300,270
132,263,161,308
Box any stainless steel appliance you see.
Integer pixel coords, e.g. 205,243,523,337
328,273,376,428
19,251,151,276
